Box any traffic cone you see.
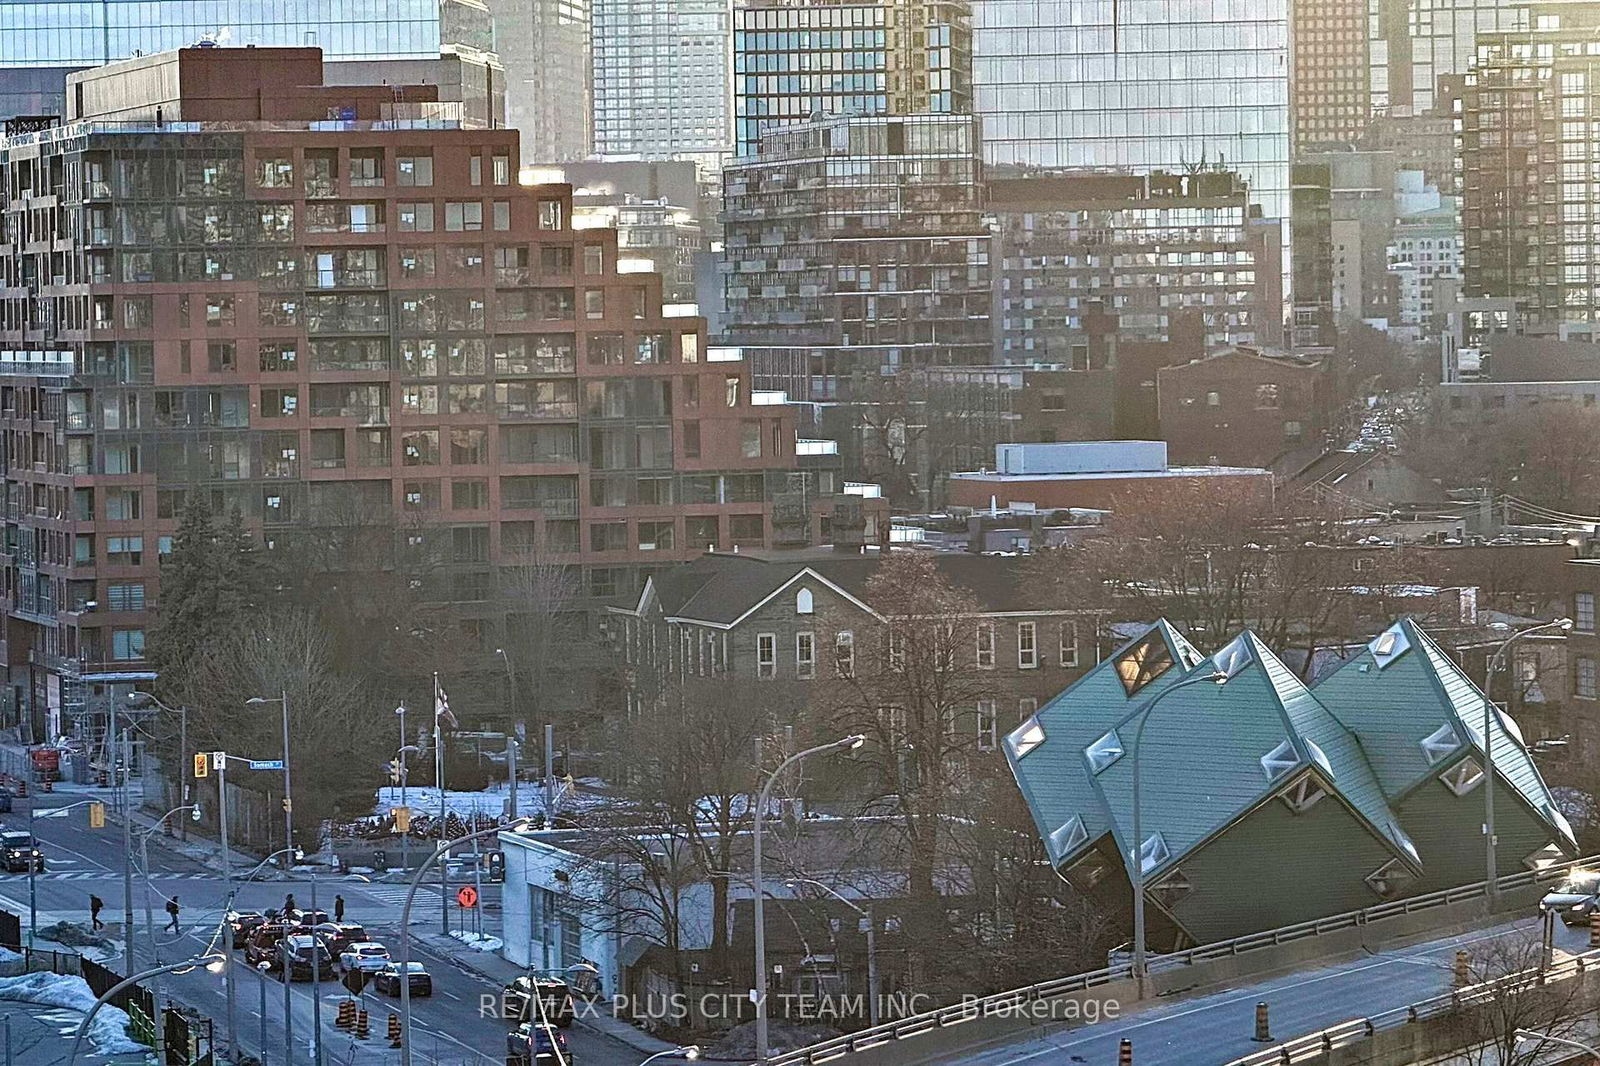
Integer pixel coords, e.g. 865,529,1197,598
355,1009,370,1040
40,779,50,793
1589,912,1600,949
15,779,25,798
1119,1038,1132,1065
335,1000,355,1030
387,1012,402,1048
1454,949,1471,988
1252,1002,1272,1042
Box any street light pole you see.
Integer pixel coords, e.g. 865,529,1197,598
1129,671,1227,995
67,953,220,1066
1514,1028,1600,1057
29,799,96,947
784,879,878,1026
137,804,196,1061
1483,618,1572,903
397,704,409,874
754,736,864,1065
246,693,293,864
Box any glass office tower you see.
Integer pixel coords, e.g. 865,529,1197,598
591,0,732,167
972,0,1291,343
1369,0,1526,117
0,0,494,120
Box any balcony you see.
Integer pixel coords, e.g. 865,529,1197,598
262,458,300,479
310,403,389,426
496,401,578,421
495,267,531,286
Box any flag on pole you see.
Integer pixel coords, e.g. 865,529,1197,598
434,677,458,730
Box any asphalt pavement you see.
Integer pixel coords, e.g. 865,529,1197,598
944,913,1594,1066
0,790,646,1066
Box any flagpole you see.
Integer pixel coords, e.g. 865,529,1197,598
435,673,448,937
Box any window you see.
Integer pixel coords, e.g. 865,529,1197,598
1578,656,1597,699
106,536,143,565
1577,592,1595,633
796,588,814,615
1115,633,1176,696
349,150,384,187
444,201,483,232
451,480,488,510
1059,622,1079,667
741,421,761,459
976,623,995,668
1254,384,1280,409
256,155,293,188
1017,697,1038,721
757,633,777,679
397,201,434,232
1085,729,1124,773
493,154,511,186
584,291,605,319
492,201,511,231
539,200,565,230
977,700,997,752
1283,420,1304,442
1364,858,1414,898
469,155,483,186
583,245,604,275
1206,391,1221,407
1018,621,1038,669
680,333,699,363
726,376,741,408
207,342,236,372
682,421,700,458
1441,757,1485,796
396,154,433,186
206,295,234,325
835,631,854,677
107,582,145,612
111,629,146,661
637,520,674,551
796,632,815,679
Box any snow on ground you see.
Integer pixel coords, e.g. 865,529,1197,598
0,972,144,1055
448,931,503,952
373,781,612,820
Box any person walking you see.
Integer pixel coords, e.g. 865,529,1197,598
89,894,104,931
283,893,297,916
333,895,345,923
164,896,180,934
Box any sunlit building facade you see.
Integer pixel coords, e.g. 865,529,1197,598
591,0,732,167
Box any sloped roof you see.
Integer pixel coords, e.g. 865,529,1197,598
1081,630,1414,882
625,549,1063,625
1003,620,1206,870
1312,618,1575,846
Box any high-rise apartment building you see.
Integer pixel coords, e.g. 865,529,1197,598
1291,0,1370,150
988,170,1280,360
0,0,503,122
0,47,814,723
732,0,972,158
972,0,1291,344
722,114,991,404
591,0,731,168
1369,0,1524,118
490,0,593,164
1460,3,1600,332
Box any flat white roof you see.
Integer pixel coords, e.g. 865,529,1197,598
950,465,1270,483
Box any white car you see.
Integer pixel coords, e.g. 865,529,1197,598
339,942,391,974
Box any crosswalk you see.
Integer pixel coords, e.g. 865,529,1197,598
23,870,219,882
358,885,443,908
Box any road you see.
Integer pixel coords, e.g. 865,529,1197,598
3,792,642,1066
949,913,1591,1066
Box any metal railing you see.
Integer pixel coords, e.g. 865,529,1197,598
1224,948,1600,1066
763,855,1599,1066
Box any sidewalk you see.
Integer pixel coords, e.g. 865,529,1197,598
409,929,678,1058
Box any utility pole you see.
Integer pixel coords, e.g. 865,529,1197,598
507,736,518,820
435,675,448,937
543,724,554,824
397,703,409,874
177,706,187,841
120,725,133,949
217,757,236,1063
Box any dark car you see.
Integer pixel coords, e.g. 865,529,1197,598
502,975,575,1027
0,831,41,873
313,922,368,956
506,1022,571,1066
288,908,329,927
226,910,266,949
1540,870,1600,926
373,961,432,997
280,935,335,982
245,922,294,969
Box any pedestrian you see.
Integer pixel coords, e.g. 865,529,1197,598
89,894,104,931
164,896,180,934
283,893,297,916
333,895,345,923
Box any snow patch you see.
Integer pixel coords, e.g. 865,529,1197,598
0,971,145,1054
448,931,503,952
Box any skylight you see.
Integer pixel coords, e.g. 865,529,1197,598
1115,634,1176,697
1419,723,1461,765
1085,729,1125,774
1006,716,1046,760
1369,623,1411,669
1139,832,1170,875
1212,634,1254,680
1261,739,1299,782
1047,816,1089,862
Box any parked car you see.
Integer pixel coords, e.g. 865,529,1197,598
338,942,390,975
280,935,335,982
314,922,368,956
226,910,267,949
0,831,41,873
506,1022,572,1066
502,975,574,1027
1540,870,1600,926
373,961,432,997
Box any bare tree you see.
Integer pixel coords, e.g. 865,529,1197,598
498,535,600,738
1443,932,1597,1066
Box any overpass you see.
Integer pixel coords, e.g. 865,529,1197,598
764,857,1598,1066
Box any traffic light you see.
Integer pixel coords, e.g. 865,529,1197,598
193,754,208,779
386,759,403,785
88,802,105,829
392,806,410,833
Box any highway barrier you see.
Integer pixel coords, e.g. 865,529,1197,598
1221,948,1600,1066
761,854,1599,1066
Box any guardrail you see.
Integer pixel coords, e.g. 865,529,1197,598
763,855,1600,1066
1223,948,1600,1065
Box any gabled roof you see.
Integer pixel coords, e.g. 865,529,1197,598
1003,620,1207,870
1312,618,1576,847
619,549,1068,626
1080,630,1414,883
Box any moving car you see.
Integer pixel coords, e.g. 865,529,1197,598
287,908,329,927
280,935,335,982
314,923,368,956
338,942,390,975
226,910,266,950
0,831,42,873
506,1022,571,1066
245,922,294,970
373,961,432,997
1540,870,1600,926
502,975,575,1027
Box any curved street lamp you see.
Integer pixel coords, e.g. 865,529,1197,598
783,878,879,1025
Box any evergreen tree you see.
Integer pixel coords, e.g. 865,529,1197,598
212,506,265,620
145,494,217,695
